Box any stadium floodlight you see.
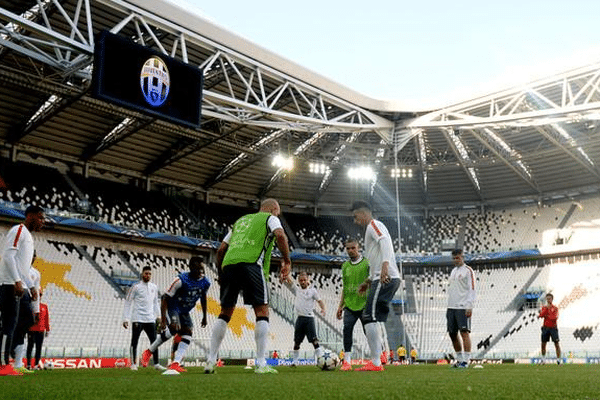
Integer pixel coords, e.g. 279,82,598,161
391,168,413,179
309,162,328,174
348,166,374,181
272,154,294,171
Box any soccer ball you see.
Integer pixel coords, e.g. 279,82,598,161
43,360,54,370
316,351,339,371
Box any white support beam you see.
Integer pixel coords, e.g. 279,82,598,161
0,1,392,139
468,128,540,193
407,62,600,131
441,128,482,199
0,6,92,53
533,125,600,180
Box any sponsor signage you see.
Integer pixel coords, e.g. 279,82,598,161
41,357,130,369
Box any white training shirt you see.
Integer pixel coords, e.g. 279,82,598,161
288,283,321,317
364,219,400,280
30,267,41,314
222,215,283,267
447,263,476,310
122,280,160,323
0,223,35,288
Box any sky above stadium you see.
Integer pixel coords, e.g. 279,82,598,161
181,0,600,107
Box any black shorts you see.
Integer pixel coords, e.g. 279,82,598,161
220,262,268,308
294,316,318,345
0,284,20,336
541,326,559,343
167,309,193,329
362,278,400,324
446,308,471,334
16,292,35,332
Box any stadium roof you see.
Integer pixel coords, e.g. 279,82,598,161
1,0,600,215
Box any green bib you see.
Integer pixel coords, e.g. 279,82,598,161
222,212,276,278
341,257,370,311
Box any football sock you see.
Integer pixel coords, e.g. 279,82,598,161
292,350,299,364
13,344,25,368
378,322,389,352
345,352,352,364
149,329,172,352
365,322,382,367
208,318,228,365
315,346,323,359
129,346,136,366
255,319,269,368
464,352,471,364
173,335,191,364
1,334,8,365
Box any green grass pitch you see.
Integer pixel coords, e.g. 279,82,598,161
2,363,599,399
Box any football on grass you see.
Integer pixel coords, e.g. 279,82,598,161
316,351,339,371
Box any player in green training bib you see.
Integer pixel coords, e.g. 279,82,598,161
336,238,369,371
205,198,291,375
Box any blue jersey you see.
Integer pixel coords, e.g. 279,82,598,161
167,272,210,314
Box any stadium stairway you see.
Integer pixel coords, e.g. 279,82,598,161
278,214,301,250
476,310,526,358
477,265,545,358
558,203,578,229
60,170,87,203
504,264,545,312
313,312,343,349
269,289,295,327
115,250,141,278
168,194,201,229
403,275,417,313
75,244,126,297
456,216,467,249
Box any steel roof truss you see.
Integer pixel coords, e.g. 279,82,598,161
205,128,289,188
409,64,600,130
145,123,243,176
2,1,391,137
0,0,93,72
532,124,600,180
9,88,87,143
82,116,155,160
470,128,540,192
569,70,600,106
415,132,429,200
441,128,482,198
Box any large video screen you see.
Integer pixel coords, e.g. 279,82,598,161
92,30,203,128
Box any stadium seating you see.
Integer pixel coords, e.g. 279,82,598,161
6,161,600,362
4,218,600,361
401,256,600,360
6,161,600,257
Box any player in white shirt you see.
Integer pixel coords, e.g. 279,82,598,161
11,256,42,374
446,249,476,368
0,205,44,376
284,272,326,366
351,201,400,372
122,266,164,371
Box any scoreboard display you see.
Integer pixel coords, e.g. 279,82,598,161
92,30,203,128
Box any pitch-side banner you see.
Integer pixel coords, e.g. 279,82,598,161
41,358,131,369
